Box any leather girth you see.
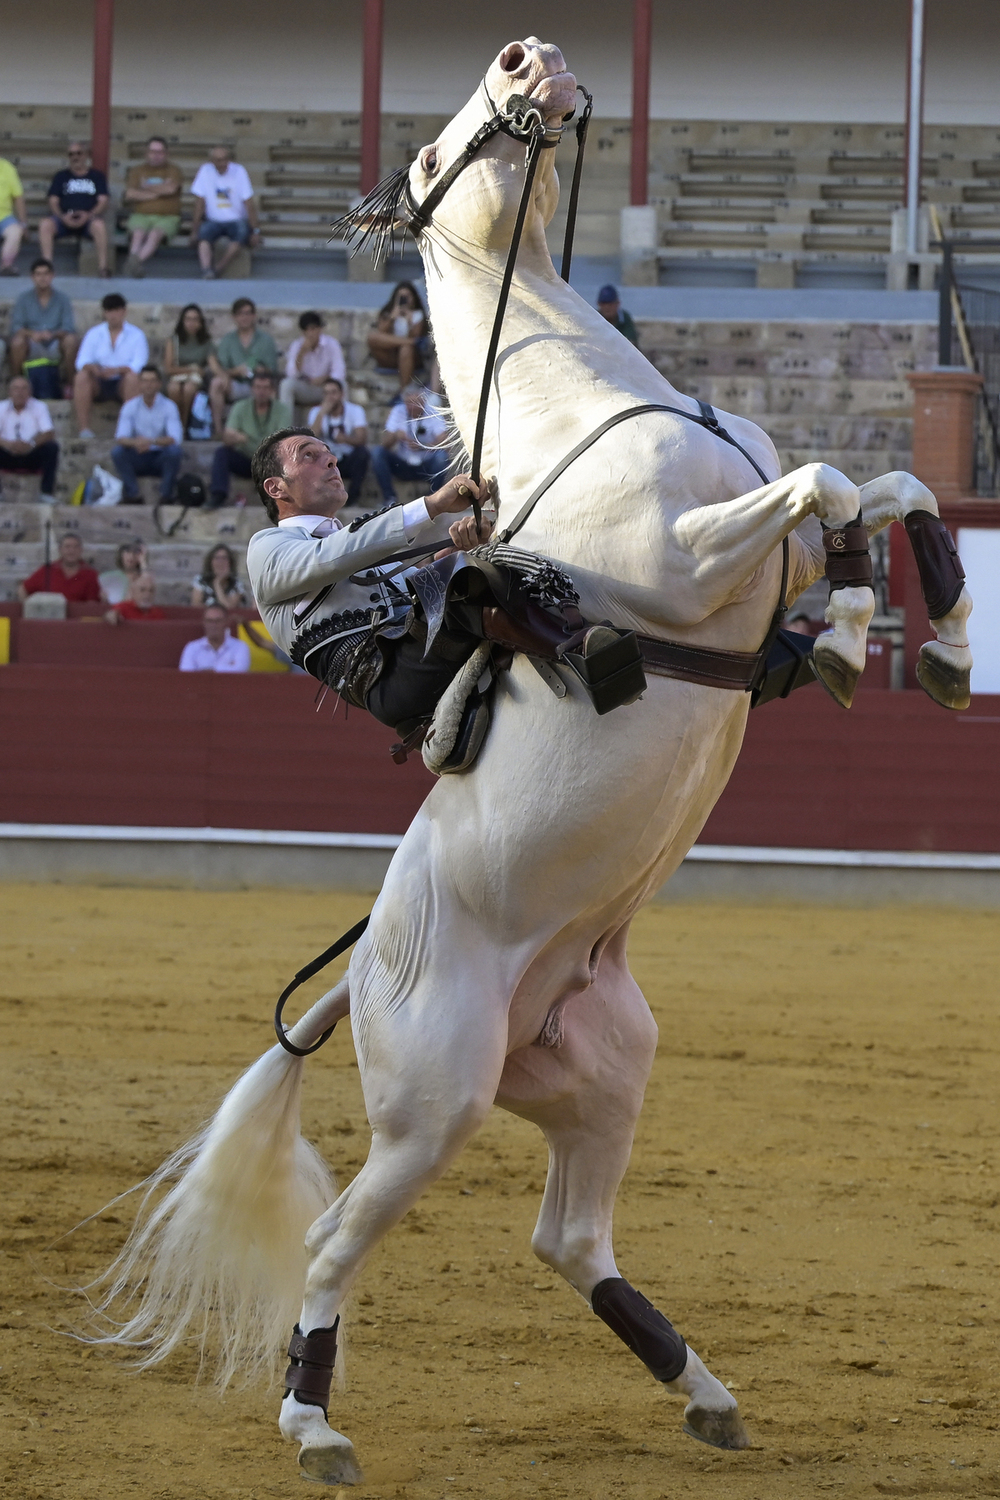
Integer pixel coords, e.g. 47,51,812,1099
637,634,761,691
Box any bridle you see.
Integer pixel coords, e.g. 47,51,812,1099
335,78,594,527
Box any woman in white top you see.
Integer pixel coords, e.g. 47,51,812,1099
367,281,428,390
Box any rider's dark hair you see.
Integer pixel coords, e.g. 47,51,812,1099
252,427,315,524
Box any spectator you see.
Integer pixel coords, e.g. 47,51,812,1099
190,543,248,610
209,297,278,436
74,293,149,438
9,259,78,395
209,369,290,511
367,281,428,390
0,376,59,503
99,539,146,605
0,154,27,276
371,384,450,501
105,572,166,623
18,531,100,603
278,312,346,414
179,604,251,672
111,365,184,504
123,136,184,278
596,284,640,348
308,377,369,502
190,145,259,280
164,303,215,434
38,142,110,278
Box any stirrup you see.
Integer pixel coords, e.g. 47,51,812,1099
559,625,646,715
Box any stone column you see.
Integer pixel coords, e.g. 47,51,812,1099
906,367,984,501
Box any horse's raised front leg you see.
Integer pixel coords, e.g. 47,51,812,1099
496,926,750,1452
672,462,875,707
859,471,972,710
280,935,508,1485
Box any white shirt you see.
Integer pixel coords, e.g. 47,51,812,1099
307,399,368,457
179,631,252,673
191,162,254,222
284,334,346,385
115,392,184,446
385,395,448,466
76,320,150,374
0,396,54,444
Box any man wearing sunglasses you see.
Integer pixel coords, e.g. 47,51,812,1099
38,143,111,278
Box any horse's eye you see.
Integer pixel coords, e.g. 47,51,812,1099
421,147,439,175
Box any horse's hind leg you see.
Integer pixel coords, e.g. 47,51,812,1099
859,471,972,709
496,927,749,1452
280,946,508,1485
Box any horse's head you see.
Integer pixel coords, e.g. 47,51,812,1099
337,39,578,263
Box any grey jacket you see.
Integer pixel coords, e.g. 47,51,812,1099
245,506,453,658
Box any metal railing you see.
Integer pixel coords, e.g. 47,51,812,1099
936,236,1000,497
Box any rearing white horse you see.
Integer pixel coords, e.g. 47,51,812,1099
89,37,972,1487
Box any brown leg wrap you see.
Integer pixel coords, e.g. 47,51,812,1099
822,510,873,592
283,1318,339,1412
903,509,966,621
591,1277,688,1384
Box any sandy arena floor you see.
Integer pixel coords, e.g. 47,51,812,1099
1,883,999,1500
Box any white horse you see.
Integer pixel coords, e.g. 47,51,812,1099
90,37,972,1487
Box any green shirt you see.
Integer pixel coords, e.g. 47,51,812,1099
614,309,640,348
215,327,278,376
227,396,292,454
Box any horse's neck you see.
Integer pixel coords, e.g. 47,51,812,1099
423,234,682,488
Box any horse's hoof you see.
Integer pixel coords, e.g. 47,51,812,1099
810,639,859,710
298,1436,364,1486
917,641,972,712
683,1406,751,1450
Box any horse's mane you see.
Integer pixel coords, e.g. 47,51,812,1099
331,166,412,266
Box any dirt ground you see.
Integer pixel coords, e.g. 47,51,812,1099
1,883,999,1500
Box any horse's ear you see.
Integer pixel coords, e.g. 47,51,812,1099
331,166,412,265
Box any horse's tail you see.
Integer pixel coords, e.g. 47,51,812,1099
84,1040,336,1388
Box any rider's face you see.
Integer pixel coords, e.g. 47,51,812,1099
272,436,347,516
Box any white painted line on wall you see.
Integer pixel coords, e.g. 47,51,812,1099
0,826,998,871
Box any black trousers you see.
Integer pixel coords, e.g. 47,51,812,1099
366,632,470,733
334,445,370,503
0,440,59,494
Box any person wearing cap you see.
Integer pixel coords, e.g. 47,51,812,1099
596,284,639,349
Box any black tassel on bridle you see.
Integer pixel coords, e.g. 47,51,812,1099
331,164,413,265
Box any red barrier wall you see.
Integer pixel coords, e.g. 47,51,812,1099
0,666,433,833
0,666,998,850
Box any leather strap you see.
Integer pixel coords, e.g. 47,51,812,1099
283,1320,340,1412
821,515,873,591
904,508,966,620
637,634,761,691
591,1277,687,1384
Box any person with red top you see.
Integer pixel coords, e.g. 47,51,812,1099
18,531,101,602
105,572,166,623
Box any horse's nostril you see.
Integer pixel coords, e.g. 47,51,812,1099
500,43,526,73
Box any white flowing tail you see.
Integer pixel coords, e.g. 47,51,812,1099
86,1044,336,1388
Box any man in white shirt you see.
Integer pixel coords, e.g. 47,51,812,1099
190,146,259,280
0,375,58,501
278,312,346,414
308,378,369,502
73,293,149,438
371,385,450,502
179,604,252,672
111,366,184,503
